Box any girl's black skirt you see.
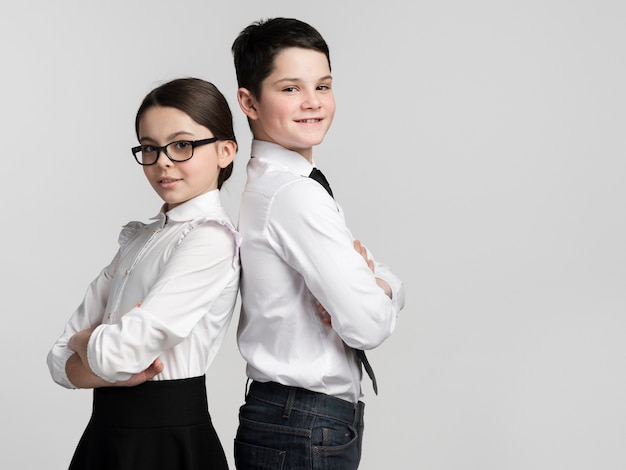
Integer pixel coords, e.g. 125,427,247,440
69,375,228,469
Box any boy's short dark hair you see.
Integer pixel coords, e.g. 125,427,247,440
231,17,331,99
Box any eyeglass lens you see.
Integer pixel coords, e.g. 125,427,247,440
138,141,194,165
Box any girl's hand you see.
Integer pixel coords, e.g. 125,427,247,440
115,358,164,387
66,354,164,389
67,313,164,388
68,327,96,365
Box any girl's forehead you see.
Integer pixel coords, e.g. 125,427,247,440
138,106,207,140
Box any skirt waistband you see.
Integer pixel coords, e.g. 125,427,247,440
92,375,209,428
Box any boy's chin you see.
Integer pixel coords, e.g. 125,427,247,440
293,135,327,149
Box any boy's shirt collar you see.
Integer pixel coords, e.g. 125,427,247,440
251,139,315,176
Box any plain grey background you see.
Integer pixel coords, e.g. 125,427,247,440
1,0,624,468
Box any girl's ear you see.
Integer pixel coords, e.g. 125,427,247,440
217,140,237,169
237,87,259,120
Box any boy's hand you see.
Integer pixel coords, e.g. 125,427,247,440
315,240,393,329
353,240,375,272
354,240,392,298
316,300,332,327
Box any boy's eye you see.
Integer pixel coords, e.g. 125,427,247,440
282,86,297,93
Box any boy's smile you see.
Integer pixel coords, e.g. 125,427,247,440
239,47,335,163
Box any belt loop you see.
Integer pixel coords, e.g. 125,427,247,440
244,378,251,400
354,401,364,427
282,387,297,420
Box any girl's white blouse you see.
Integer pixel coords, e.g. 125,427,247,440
47,190,241,388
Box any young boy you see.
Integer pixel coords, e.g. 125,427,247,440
231,17,406,469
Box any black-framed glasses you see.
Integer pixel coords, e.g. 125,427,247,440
131,137,218,165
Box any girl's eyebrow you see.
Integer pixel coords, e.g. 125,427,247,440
139,131,195,143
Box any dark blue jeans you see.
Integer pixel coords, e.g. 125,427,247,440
234,381,365,469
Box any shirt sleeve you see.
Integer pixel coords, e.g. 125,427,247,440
46,252,119,389
267,178,402,350
87,221,239,382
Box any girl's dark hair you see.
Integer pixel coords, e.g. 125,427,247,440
135,78,237,189
231,17,331,99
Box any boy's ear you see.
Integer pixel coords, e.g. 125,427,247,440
237,87,259,121
217,139,237,169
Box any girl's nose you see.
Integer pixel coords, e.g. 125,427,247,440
156,151,173,168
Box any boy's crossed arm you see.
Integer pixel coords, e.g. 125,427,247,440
317,239,393,326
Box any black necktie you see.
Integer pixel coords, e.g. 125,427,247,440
309,167,334,198
309,167,379,395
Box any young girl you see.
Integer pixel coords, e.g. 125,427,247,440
47,77,239,470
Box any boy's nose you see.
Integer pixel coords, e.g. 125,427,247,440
302,90,321,109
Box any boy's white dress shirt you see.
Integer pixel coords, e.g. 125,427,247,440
237,140,405,403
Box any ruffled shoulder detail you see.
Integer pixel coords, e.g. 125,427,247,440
178,216,242,269
118,221,146,247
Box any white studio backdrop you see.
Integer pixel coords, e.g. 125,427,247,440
1,1,624,469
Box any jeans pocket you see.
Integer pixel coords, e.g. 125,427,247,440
311,418,361,468
234,439,286,470
311,416,357,448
